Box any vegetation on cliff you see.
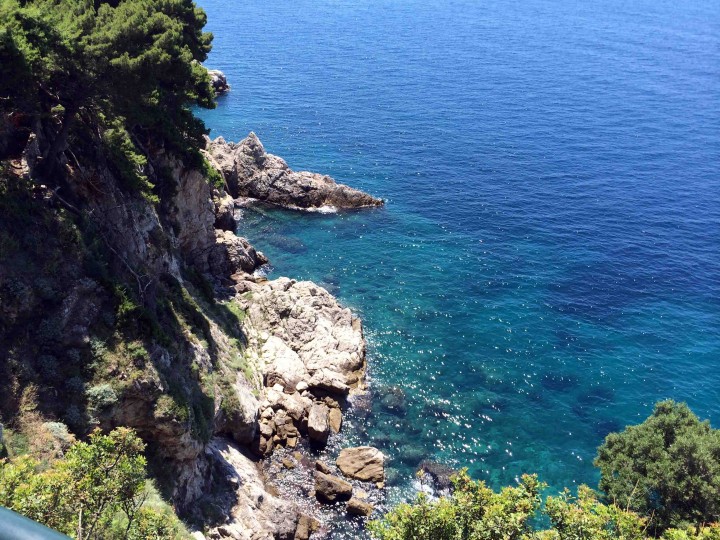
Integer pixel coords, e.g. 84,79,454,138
0,428,189,538
0,0,214,175
370,401,720,540
0,0,263,535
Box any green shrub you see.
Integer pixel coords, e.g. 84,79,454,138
87,384,118,410
0,428,189,539
595,400,720,534
369,470,542,540
201,157,225,191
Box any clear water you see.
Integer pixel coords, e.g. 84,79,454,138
196,0,720,516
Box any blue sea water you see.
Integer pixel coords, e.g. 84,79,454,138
196,0,720,523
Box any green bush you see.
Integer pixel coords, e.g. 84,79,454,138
369,471,543,540
371,401,720,540
87,384,118,410
595,400,720,534
0,428,188,539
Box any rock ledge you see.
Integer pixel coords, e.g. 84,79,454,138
205,133,384,210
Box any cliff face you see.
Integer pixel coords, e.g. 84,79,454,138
0,114,379,538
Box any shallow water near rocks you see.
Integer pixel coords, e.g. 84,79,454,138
196,0,720,536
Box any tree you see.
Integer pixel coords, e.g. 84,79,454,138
0,0,215,174
540,485,648,540
595,400,720,535
368,470,543,540
0,427,186,539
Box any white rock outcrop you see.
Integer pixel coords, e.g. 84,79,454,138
234,276,366,454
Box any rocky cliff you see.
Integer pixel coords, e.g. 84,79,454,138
0,110,382,539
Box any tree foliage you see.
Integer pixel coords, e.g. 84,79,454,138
368,471,543,540
595,400,720,534
369,473,720,540
371,401,720,540
0,427,188,539
0,0,215,174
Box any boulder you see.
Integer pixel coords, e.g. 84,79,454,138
206,133,383,209
308,369,349,395
347,497,374,517
328,407,342,434
262,337,307,391
207,69,230,94
337,447,385,483
307,403,330,444
294,515,319,540
314,472,352,503
209,231,268,277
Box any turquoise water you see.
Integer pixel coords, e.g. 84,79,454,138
197,0,720,509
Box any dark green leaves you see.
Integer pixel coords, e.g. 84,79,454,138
595,400,720,534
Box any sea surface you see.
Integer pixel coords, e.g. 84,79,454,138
196,0,720,532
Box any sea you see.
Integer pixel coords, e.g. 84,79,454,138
195,0,720,533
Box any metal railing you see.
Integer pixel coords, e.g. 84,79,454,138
0,507,71,539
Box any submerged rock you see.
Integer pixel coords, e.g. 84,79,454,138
336,446,385,483
206,133,383,210
417,460,457,494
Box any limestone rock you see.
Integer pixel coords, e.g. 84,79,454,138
328,407,342,433
205,439,299,539
214,190,236,231
307,403,330,444
314,472,352,503
238,276,367,456
294,515,319,540
214,378,259,445
209,230,268,277
308,369,349,395
207,69,230,94
263,337,306,391
347,497,374,517
337,447,385,483
206,133,383,209
57,278,104,347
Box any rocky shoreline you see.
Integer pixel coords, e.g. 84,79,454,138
198,134,386,539
3,96,385,538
